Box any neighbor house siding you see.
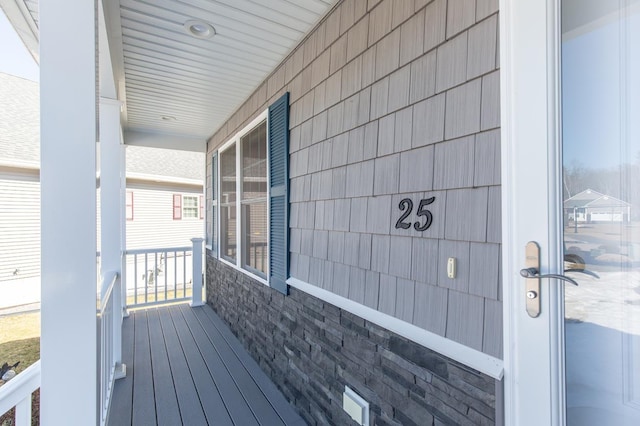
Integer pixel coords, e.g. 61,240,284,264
206,0,501,424
0,168,40,281
126,181,203,250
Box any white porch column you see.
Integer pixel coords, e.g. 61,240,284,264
121,146,128,316
100,97,125,371
99,99,123,280
40,0,98,424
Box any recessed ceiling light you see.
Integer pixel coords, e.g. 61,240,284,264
161,115,177,121
184,20,216,39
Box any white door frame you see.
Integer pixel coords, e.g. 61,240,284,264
500,0,566,424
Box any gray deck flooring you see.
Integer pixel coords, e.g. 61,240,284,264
108,303,306,426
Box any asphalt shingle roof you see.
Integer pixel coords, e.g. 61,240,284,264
0,72,40,165
126,145,204,181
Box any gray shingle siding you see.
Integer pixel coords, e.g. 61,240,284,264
206,0,501,423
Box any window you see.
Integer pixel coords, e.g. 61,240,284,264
219,120,267,276
210,153,218,255
183,196,198,218
126,191,134,221
220,144,237,261
173,194,202,220
241,121,268,275
212,92,289,293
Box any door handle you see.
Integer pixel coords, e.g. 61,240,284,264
519,267,579,286
563,268,600,279
521,241,600,318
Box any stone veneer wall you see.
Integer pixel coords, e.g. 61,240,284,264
207,258,498,425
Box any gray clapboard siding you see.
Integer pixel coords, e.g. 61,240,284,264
446,290,485,352
0,169,40,281
375,29,401,82
433,135,475,190
481,70,501,131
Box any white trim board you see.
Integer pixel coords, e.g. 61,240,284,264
287,277,504,380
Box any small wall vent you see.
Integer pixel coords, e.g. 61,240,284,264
343,386,369,426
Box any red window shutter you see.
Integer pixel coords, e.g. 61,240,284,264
173,194,182,220
126,191,134,221
199,195,204,219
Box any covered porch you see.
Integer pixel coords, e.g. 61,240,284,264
0,0,338,424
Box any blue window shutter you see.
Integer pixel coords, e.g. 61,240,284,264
268,92,289,295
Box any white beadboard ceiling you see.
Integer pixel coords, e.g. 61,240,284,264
3,0,338,150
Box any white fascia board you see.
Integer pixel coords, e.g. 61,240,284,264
287,277,504,380
126,172,203,187
0,159,40,171
124,129,206,153
0,0,39,63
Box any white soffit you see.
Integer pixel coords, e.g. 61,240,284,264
115,0,338,141
5,0,338,149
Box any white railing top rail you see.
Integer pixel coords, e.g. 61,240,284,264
100,271,119,314
124,246,192,255
0,360,41,417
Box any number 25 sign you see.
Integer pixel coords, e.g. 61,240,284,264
394,197,435,231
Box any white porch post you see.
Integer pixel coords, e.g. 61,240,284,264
121,146,128,316
40,0,98,423
190,238,204,307
99,97,125,373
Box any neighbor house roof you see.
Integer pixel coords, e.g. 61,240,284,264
0,72,40,168
564,189,630,209
126,145,204,183
0,72,203,183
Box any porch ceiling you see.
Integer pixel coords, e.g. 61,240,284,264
3,0,338,151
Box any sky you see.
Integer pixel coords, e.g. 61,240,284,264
0,8,39,81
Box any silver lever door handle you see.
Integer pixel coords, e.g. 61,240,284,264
564,268,600,279
519,267,579,286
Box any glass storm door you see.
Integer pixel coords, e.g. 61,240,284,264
502,1,640,424
561,1,640,424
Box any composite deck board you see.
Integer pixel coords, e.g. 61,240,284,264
132,311,157,425
198,305,307,426
174,305,262,426
108,303,305,426
189,306,292,426
146,309,182,426
167,306,235,426
156,307,210,425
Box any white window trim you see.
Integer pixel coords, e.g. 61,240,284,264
216,109,270,285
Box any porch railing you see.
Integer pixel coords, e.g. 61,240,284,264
99,270,122,425
124,238,204,309
0,360,41,426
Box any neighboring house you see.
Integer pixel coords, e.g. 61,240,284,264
564,188,631,223
0,72,204,284
125,145,204,250
0,73,40,283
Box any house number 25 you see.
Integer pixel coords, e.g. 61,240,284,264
395,197,435,231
